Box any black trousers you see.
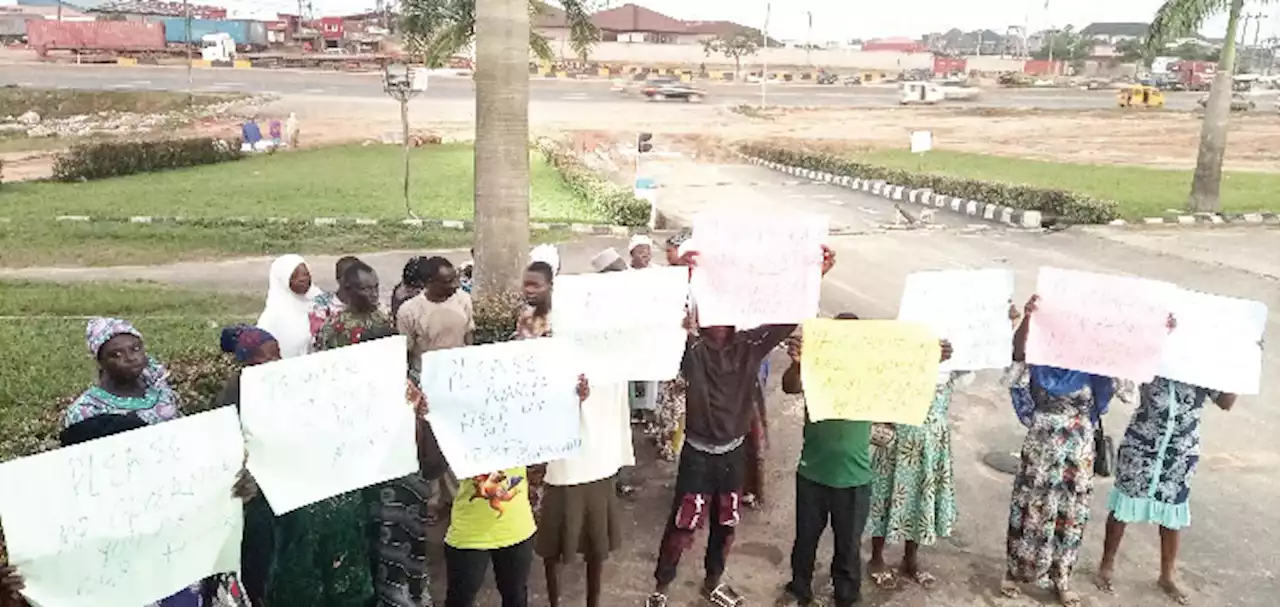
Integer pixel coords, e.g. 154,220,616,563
786,474,871,607
444,537,534,607
653,443,747,589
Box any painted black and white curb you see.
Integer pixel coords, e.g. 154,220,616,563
0,215,650,236
741,154,1043,229
1108,212,1280,226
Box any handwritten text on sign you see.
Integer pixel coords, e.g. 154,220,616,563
241,336,419,515
898,268,1015,372
0,408,244,607
420,338,583,478
689,212,828,327
1026,267,1176,383
1159,289,1267,395
551,267,690,382
800,319,940,425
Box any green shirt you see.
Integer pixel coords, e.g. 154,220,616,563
797,418,872,489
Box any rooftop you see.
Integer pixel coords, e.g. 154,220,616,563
1081,22,1149,38
590,3,689,34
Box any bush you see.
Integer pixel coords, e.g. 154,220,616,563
739,143,1120,224
52,137,244,182
473,291,523,345
537,140,650,227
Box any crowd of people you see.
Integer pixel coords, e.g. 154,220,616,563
0,233,1241,607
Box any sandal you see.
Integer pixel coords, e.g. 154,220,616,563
645,593,668,607
870,571,898,590
911,570,937,589
1057,589,1082,607
1000,579,1021,598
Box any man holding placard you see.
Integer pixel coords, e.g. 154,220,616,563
645,245,836,607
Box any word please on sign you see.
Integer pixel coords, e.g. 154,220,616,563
420,337,583,478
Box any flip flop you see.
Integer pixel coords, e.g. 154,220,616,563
912,570,937,589
646,593,668,607
870,571,898,590
1000,579,1021,598
1058,589,1082,607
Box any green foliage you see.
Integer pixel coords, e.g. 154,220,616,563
1030,25,1094,61
51,137,243,182
537,141,650,226
0,88,238,119
701,31,760,73
399,0,599,65
472,291,523,345
741,143,1120,224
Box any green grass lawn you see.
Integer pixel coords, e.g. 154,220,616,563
0,144,601,223
851,149,1280,219
0,280,262,462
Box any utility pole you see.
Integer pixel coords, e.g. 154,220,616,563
184,0,193,105
760,1,770,108
805,11,813,66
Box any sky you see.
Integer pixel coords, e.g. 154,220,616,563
213,0,1279,43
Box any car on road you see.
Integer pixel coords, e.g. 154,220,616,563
1197,93,1256,111
640,78,706,102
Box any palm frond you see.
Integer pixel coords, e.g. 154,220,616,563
559,0,601,60
425,19,475,67
1146,0,1232,52
529,31,555,62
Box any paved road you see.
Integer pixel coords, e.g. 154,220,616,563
8,161,1278,606
0,63,1217,110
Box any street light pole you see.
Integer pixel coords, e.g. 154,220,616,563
760,1,770,108
185,0,193,105
384,64,424,218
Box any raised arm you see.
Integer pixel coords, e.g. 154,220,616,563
781,338,803,394
1214,392,1238,411
1012,295,1038,362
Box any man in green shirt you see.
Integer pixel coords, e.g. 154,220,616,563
779,312,871,607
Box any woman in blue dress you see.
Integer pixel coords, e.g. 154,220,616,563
1094,378,1237,605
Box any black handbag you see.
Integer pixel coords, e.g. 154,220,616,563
1094,417,1115,477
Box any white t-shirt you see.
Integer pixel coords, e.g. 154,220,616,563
545,381,636,486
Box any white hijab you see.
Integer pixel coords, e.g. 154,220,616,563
257,254,323,359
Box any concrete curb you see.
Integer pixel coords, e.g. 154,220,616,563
1108,212,1280,226
7,215,653,235
739,154,1043,229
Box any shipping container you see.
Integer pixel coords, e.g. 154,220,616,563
932,56,967,76
0,14,35,39
1023,59,1065,76
155,18,268,48
27,20,166,53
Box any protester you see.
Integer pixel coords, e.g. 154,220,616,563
629,235,654,269
0,413,255,607
515,261,555,341
866,345,962,590
645,245,836,607
63,317,181,429
215,325,282,606
391,256,429,320
743,363,769,509
1002,294,1123,607
651,232,695,462
256,254,323,359
537,373,633,607
309,255,364,335
1095,377,1238,604
312,261,392,350
397,255,474,524
778,313,876,607
445,374,592,607
459,248,476,294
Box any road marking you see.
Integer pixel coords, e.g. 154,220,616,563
858,207,880,215
826,199,845,206
812,194,835,199
787,194,807,199
128,80,153,86
562,93,590,100
303,88,327,94
106,84,136,90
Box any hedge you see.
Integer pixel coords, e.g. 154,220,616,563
52,137,244,183
739,143,1120,224
537,139,650,227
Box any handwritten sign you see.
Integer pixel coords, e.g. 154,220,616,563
419,338,582,478
241,336,419,515
910,130,933,154
1159,289,1267,394
0,409,244,607
800,319,940,424
898,268,1015,372
551,267,690,382
1026,267,1176,383
688,212,827,328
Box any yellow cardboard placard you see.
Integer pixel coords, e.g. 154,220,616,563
800,319,940,425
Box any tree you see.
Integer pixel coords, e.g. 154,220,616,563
701,31,760,79
401,0,598,67
1147,0,1267,212
1031,25,1092,61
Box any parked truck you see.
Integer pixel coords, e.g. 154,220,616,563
154,18,268,51
26,20,166,57
1173,60,1216,92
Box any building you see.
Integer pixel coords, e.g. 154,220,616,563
590,3,688,44
863,36,925,52
1079,22,1148,44
90,0,226,19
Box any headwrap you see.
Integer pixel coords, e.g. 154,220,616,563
1028,365,1115,422
530,244,561,276
629,234,653,253
257,254,323,359
591,248,623,272
220,324,278,362
86,317,142,358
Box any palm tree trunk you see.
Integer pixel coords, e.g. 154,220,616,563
473,0,531,294
1188,0,1244,213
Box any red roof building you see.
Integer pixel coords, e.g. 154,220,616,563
862,36,926,52
591,3,688,43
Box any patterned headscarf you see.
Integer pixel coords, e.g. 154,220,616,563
220,324,278,362
86,317,142,358
666,231,691,249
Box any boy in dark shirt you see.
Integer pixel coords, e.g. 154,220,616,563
646,246,836,607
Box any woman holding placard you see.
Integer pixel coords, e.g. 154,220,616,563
1002,295,1119,607
1095,378,1237,605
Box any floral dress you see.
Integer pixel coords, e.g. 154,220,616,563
1109,378,1218,531
867,376,959,546
1005,378,1099,591
511,306,551,515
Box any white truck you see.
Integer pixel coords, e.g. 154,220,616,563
200,32,236,63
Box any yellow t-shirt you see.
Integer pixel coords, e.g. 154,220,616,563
444,467,537,550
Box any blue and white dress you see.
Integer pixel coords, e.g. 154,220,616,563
1109,378,1220,530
